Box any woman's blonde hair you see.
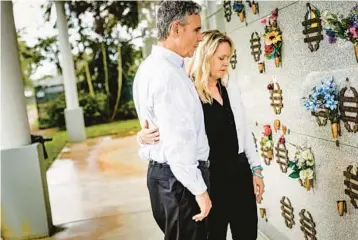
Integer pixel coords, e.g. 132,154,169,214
187,30,234,104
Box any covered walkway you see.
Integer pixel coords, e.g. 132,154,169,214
40,135,162,239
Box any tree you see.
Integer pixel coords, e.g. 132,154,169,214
17,32,45,87
41,1,146,121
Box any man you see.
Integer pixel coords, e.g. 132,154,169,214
132,1,211,240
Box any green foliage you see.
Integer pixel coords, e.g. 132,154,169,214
17,33,45,87
118,100,137,120
288,172,299,179
46,92,110,129
39,1,144,122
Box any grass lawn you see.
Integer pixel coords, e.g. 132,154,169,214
42,119,141,170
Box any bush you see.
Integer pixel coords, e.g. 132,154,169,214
79,92,109,125
46,92,110,129
117,100,137,119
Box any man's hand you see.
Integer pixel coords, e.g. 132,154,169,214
253,171,265,203
138,120,160,144
192,191,212,222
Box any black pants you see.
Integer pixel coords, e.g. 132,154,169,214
147,161,210,240
208,153,258,240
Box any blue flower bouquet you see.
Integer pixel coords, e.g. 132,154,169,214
302,77,340,138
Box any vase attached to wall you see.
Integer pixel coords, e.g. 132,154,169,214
274,55,281,67
300,178,313,191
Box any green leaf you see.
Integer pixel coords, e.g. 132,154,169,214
288,161,296,168
288,172,300,179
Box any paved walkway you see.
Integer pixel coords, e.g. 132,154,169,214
43,135,265,240
45,135,162,239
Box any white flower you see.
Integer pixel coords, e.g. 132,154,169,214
306,158,315,166
301,149,314,161
299,168,314,181
294,151,301,162
298,155,306,164
297,160,304,169
321,10,328,17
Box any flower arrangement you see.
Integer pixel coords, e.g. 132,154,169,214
288,145,315,191
302,76,340,139
322,4,358,62
261,8,283,67
233,1,246,22
260,125,274,162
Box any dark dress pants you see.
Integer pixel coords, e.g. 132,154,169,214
147,160,210,240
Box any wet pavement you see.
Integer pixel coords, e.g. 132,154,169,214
44,135,162,239
41,135,265,240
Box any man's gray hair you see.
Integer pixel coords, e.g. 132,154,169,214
156,1,202,41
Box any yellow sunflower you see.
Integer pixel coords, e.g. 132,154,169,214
264,31,281,45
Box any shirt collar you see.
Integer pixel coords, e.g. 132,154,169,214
151,45,184,69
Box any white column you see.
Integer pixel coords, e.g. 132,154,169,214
55,1,79,109
1,1,31,150
55,1,86,142
1,3,53,239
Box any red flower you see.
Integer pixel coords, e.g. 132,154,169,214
265,44,274,53
263,125,272,136
261,19,267,25
279,136,285,144
272,8,278,17
267,83,274,90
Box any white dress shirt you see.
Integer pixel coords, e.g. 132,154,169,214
133,45,210,196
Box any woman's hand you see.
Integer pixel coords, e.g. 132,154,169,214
253,170,265,203
138,120,161,144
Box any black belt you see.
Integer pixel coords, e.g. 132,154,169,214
149,160,210,168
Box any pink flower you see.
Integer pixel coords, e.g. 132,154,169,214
261,19,267,25
349,26,358,38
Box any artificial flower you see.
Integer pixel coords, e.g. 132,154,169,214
301,149,314,161
325,28,337,44
299,168,314,181
302,77,339,124
322,4,358,44
306,157,315,167
267,83,274,90
349,26,358,38
264,31,282,45
233,2,245,12
263,125,272,136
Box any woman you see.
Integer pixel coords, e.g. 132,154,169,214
138,30,264,240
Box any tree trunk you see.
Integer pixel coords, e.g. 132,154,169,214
84,61,95,97
110,44,123,121
101,41,109,95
